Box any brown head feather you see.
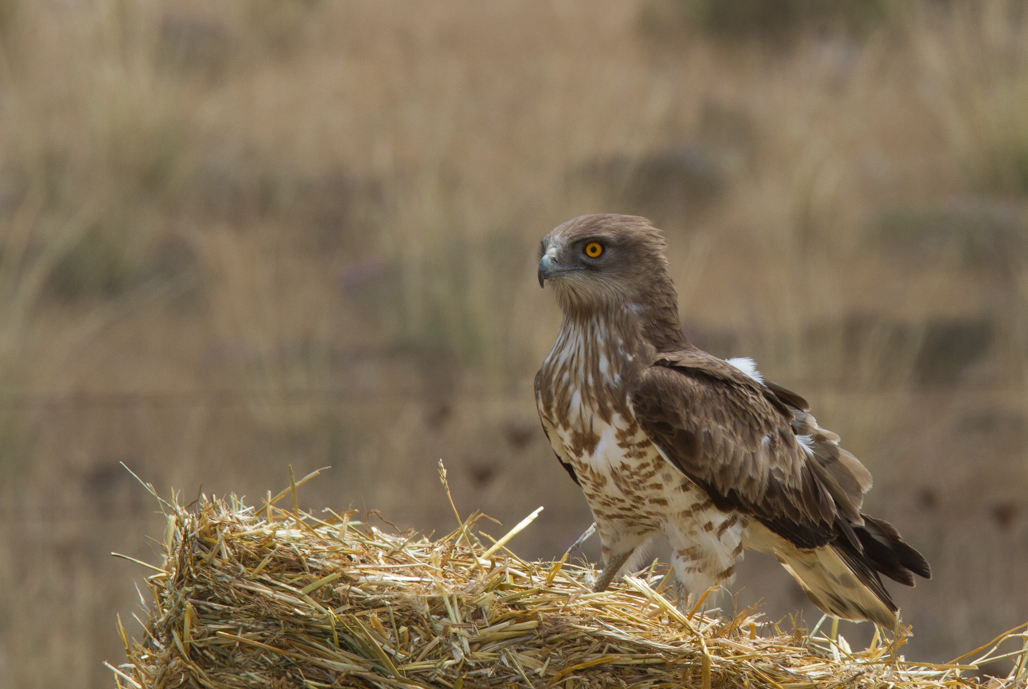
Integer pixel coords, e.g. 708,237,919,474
538,214,685,352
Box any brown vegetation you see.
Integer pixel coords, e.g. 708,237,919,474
1,1,1028,687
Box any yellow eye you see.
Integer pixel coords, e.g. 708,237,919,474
584,242,604,258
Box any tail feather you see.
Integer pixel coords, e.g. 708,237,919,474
765,513,930,627
856,515,932,584
775,545,898,628
764,382,931,624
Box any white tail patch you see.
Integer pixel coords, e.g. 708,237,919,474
726,357,764,384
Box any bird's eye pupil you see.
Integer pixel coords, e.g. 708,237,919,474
585,242,603,258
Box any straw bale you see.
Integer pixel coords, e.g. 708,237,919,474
110,475,1027,689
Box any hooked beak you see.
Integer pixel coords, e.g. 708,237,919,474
538,251,578,287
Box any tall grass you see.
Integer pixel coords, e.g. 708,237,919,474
916,1,1028,198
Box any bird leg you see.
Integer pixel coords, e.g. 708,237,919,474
674,580,694,614
675,581,721,616
593,550,633,592
564,523,597,558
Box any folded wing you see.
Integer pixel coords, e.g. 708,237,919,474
629,348,930,625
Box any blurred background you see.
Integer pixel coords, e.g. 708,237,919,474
1,0,1027,686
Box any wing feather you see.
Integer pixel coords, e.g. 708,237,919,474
628,350,863,550
629,347,930,592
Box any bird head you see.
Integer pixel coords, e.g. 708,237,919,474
538,214,677,315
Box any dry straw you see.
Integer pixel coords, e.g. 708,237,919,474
110,464,1028,688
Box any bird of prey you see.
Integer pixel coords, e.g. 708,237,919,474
535,213,930,627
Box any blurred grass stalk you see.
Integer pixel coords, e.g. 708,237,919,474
0,0,199,484
916,1,1028,198
914,0,1028,470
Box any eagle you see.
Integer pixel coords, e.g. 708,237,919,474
535,213,930,627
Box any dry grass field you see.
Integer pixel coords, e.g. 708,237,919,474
1,1,1027,686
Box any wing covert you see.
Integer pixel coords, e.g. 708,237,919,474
629,353,858,550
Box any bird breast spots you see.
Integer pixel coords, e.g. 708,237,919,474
676,496,714,520
614,422,642,449
677,545,700,560
568,427,601,457
715,565,737,581
715,514,739,537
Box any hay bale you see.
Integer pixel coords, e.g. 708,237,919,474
109,473,1025,688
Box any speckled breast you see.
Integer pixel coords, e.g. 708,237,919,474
538,319,720,540
544,381,714,540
